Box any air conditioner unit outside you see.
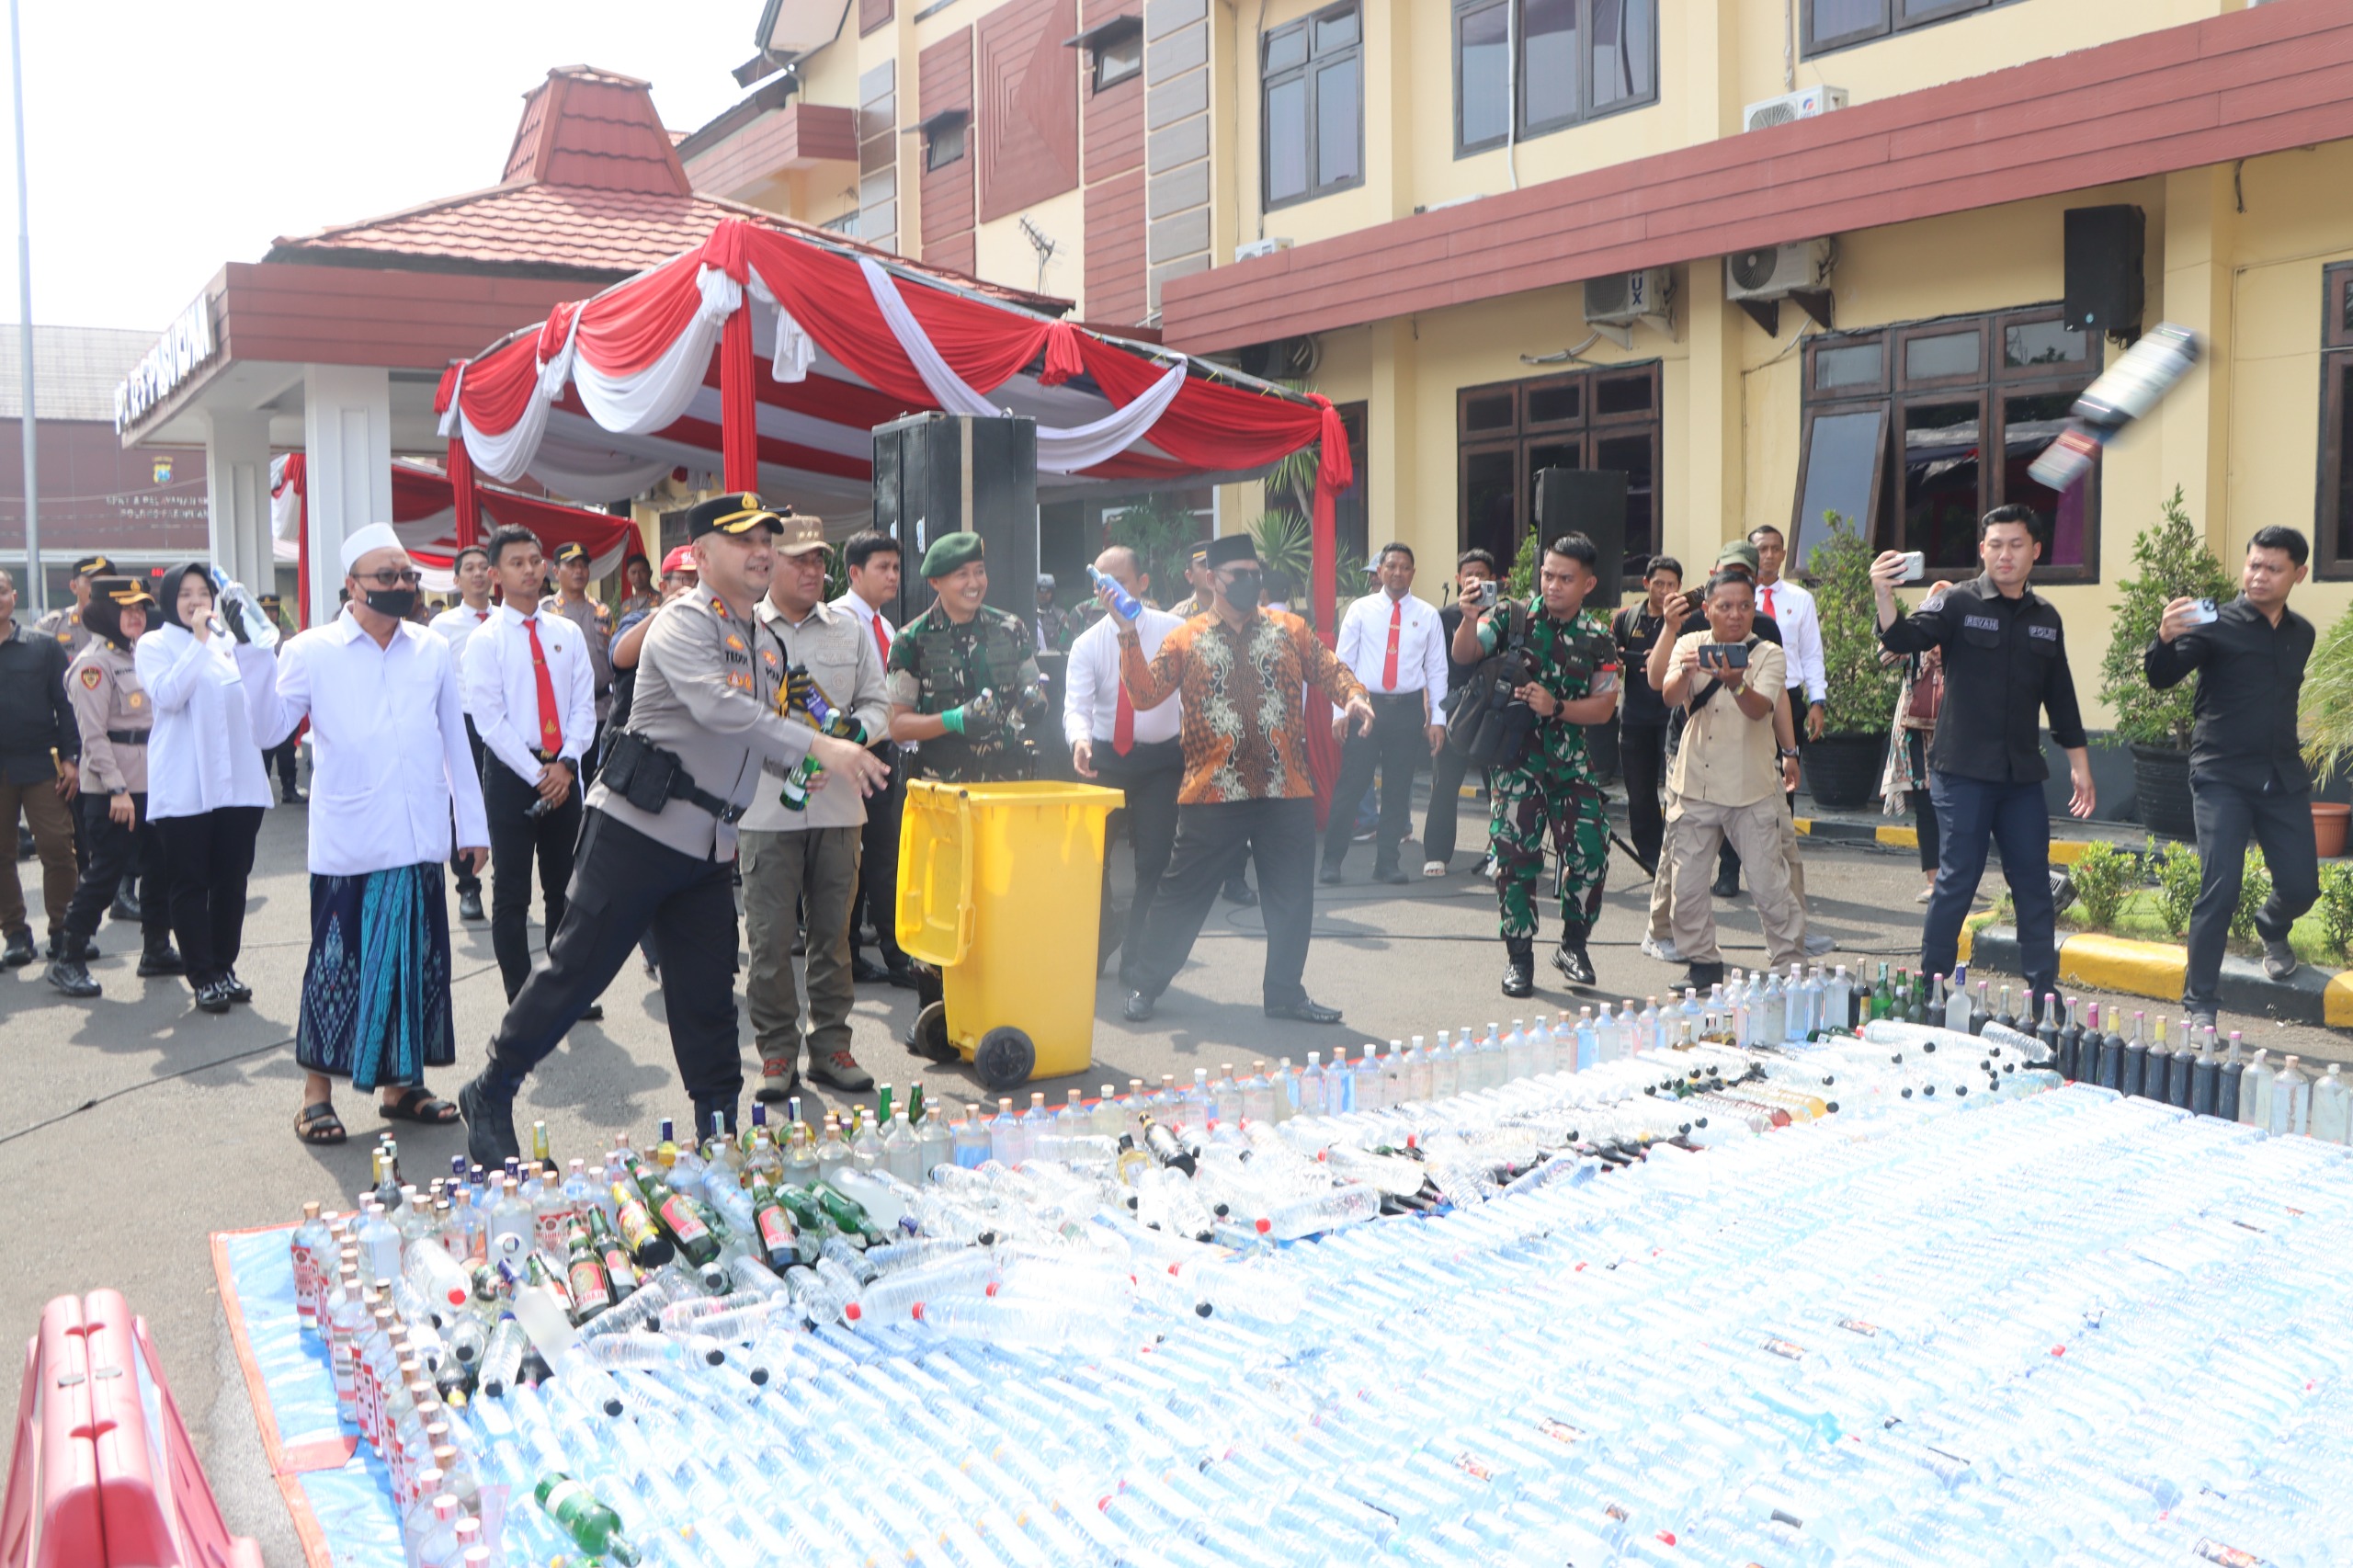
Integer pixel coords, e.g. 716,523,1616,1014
1726,239,1833,302
1742,85,1848,134
1234,236,1293,263
1584,268,1670,327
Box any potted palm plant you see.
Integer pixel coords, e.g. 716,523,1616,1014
2098,485,2229,841
1804,515,1906,810
2298,608,2353,858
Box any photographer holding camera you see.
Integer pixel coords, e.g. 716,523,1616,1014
1449,532,1620,998
2144,527,2318,1030
1657,571,1806,985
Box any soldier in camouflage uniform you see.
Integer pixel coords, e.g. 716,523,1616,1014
885,531,1049,784
1451,532,1625,998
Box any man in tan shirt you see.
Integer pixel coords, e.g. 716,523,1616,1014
1658,569,1805,987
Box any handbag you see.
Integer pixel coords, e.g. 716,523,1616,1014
1904,654,1943,723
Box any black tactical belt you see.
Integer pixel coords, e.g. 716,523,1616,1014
106,729,147,744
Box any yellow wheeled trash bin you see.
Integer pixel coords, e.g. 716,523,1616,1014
896,778,1123,1090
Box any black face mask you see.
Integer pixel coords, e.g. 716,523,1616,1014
364,586,418,619
1222,571,1264,612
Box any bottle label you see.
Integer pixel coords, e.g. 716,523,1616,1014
757,1207,794,1254
2191,1543,2265,1568
1535,1418,1586,1446
1761,1337,1805,1360
615,1197,661,1252
602,1247,637,1290
1837,1318,1880,1337
657,1194,710,1245
567,1258,612,1312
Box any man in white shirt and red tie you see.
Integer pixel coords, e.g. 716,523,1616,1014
461,526,598,1006
428,543,496,921
1065,545,1184,991
831,530,914,986
1323,543,1449,885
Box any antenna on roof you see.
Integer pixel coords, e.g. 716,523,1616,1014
1018,216,1056,296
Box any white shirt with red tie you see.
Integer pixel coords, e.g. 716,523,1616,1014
1064,608,1182,752
830,590,897,673
1335,588,1449,720
428,598,496,662
459,604,597,788
1754,574,1827,707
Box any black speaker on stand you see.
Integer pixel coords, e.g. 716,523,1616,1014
870,412,1040,631
1532,466,1631,782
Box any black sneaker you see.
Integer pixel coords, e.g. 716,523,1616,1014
221,969,254,1004
1503,942,1535,998
458,890,485,923
2264,940,2300,983
1122,990,1156,1022
1318,863,1344,886
1552,941,1597,988
137,940,184,977
1684,960,1727,991
45,937,98,998
1711,870,1743,900
108,891,141,924
1,928,34,969
459,1073,521,1167
193,979,233,1015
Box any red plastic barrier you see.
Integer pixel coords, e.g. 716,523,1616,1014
0,1291,261,1568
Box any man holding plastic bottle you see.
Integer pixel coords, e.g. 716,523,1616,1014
2144,526,2318,1033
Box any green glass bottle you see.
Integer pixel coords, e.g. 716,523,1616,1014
779,676,866,809
748,1177,799,1271
812,1182,877,1243
585,1208,639,1297
907,1082,926,1126
563,1223,612,1323
876,1085,894,1126
1870,962,1893,1021
536,1472,642,1565
775,1184,835,1239
635,1166,720,1267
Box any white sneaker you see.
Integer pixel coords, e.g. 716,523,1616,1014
1421,860,1447,878
1641,934,1683,963
1803,932,1836,957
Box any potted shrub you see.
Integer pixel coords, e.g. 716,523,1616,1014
1804,515,1906,810
2296,606,2353,857
2098,485,2229,841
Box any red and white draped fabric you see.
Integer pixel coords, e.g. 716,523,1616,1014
268,455,641,593
437,216,1352,817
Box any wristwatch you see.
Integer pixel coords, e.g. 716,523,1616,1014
1779,747,1802,759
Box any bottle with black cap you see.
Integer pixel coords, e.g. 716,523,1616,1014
2055,998,2085,1081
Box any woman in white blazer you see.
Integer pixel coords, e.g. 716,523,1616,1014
137,562,271,1013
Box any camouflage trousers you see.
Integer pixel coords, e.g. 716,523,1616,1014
1490,763,1609,943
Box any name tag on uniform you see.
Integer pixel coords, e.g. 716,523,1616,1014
1963,615,2000,632
2027,624,2058,642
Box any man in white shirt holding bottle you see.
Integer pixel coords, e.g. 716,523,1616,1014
1066,545,1183,992
428,542,496,921
461,526,597,1007
235,522,489,1146
1323,543,1448,885
1715,523,1827,900
830,529,915,987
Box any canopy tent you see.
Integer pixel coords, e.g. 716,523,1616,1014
267,454,642,617
433,217,1353,634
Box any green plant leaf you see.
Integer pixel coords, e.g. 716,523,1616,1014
2097,484,2231,752
1805,513,1906,737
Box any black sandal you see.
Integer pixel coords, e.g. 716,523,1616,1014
379,1086,460,1124
294,1102,347,1145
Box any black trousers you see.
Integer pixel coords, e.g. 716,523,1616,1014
62,792,166,945
483,762,583,1003
1134,796,1318,1009
1905,729,1940,874
850,753,906,967
154,806,262,986
1323,694,1426,870
265,739,299,793
1093,738,1183,983
1420,734,1475,868
2184,776,2321,1012
1620,723,1667,871
452,719,486,897
483,809,744,1125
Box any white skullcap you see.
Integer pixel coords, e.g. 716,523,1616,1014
338,522,404,575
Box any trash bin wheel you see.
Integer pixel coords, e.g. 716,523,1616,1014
909,1001,958,1062
974,1026,1036,1091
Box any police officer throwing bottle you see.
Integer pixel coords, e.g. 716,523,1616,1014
460,494,889,1163
1874,505,2095,1023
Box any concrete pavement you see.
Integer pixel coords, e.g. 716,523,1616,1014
3,801,2347,1563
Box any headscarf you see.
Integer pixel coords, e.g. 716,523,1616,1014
156,561,216,633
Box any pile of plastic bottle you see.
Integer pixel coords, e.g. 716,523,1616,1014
287,1006,2353,1567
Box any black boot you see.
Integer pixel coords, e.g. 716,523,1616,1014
1552,933,1597,987
459,1071,521,1167
137,935,184,976
1502,939,1535,998
0,927,32,968
45,932,99,998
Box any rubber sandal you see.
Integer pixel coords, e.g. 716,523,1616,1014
294,1102,347,1145
379,1086,460,1124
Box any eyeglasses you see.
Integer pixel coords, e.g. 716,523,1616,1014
356,569,422,588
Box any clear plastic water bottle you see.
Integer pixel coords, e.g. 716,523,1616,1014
2310,1062,2350,1143
1760,971,1787,1049
1296,1051,1327,1116
1354,1047,1384,1112
1590,1004,1619,1065
2268,1055,2311,1138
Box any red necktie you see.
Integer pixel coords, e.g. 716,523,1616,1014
1762,585,1776,617
1112,674,1134,756
871,612,891,664
522,617,563,755
1381,598,1402,690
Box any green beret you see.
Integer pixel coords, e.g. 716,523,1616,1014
921,531,986,579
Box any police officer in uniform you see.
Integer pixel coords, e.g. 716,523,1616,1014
47,577,180,995
542,540,616,778
459,494,890,1163
34,553,108,662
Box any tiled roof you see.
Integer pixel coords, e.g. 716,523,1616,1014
0,325,157,421
264,63,1065,310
